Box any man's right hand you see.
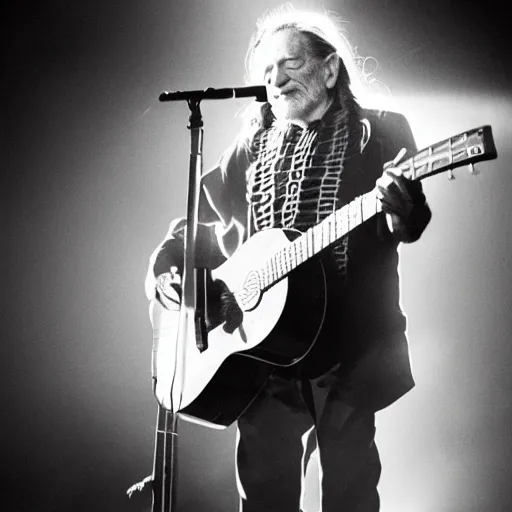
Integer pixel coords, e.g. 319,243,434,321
154,266,243,334
155,266,182,311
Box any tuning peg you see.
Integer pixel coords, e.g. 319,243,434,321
448,169,455,180
468,163,479,175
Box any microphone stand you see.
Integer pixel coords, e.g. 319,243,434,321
150,85,267,512
151,98,206,512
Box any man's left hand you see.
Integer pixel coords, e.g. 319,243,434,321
376,149,432,243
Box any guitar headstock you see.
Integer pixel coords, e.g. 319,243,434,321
401,125,498,181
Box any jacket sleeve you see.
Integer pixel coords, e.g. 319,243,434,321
145,139,251,304
200,137,252,255
378,111,417,163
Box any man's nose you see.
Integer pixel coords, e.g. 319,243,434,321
268,65,289,89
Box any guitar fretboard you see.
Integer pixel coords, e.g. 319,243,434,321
258,190,381,289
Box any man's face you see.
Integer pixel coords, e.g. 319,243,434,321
253,28,331,125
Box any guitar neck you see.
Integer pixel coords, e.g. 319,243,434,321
257,190,380,290
256,125,496,291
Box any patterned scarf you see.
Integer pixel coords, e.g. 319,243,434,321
245,99,362,276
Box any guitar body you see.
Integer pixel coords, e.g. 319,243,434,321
212,228,328,366
154,228,328,427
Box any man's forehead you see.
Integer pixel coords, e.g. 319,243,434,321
253,28,308,68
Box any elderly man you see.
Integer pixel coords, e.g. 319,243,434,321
147,6,431,512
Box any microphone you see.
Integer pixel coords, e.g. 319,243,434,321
159,85,268,103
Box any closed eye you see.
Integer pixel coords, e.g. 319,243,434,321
263,57,305,82
284,57,303,69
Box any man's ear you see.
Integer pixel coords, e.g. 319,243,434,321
323,52,340,89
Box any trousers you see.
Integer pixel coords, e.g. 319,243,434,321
235,370,381,512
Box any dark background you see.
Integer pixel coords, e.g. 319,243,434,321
3,0,512,511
